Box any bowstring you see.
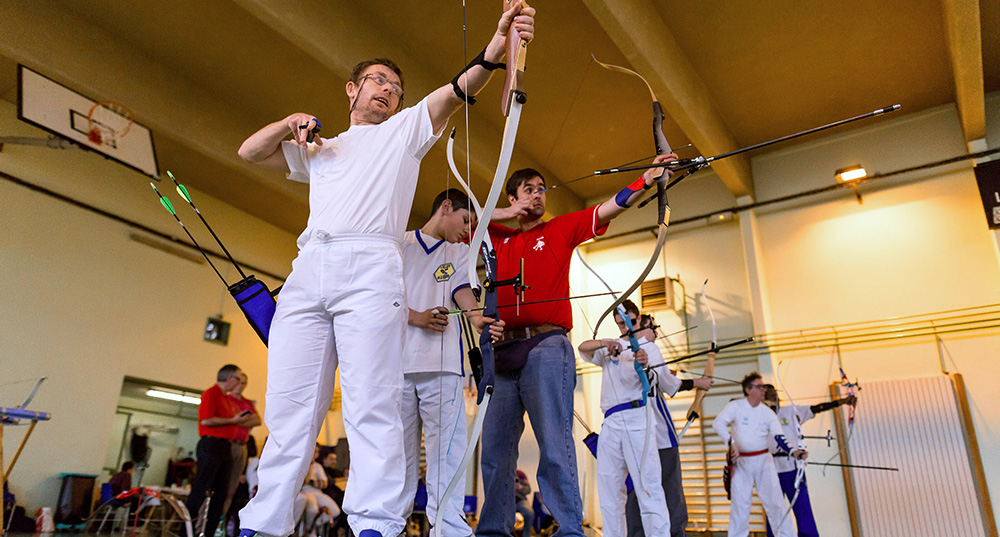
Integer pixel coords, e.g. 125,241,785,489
434,0,474,523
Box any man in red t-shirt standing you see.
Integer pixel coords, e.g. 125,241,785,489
187,364,255,537
476,156,675,537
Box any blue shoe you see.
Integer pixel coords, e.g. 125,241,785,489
358,530,382,537
238,530,259,537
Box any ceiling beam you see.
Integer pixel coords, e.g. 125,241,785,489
940,0,986,145
233,0,585,217
581,0,754,199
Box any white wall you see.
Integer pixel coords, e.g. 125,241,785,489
569,95,1000,533
0,98,299,512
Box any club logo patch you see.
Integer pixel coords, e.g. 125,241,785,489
533,237,546,251
434,262,455,282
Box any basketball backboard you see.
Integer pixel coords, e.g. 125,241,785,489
17,64,159,179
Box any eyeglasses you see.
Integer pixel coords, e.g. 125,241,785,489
362,74,403,97
615,317,639,327
748,383,766,390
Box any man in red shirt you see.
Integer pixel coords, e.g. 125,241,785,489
187,364,256,537
223,371,262,526
475,156,675,537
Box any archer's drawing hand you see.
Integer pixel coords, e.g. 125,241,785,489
286,113,323,146
643,153,678,184
602,339,624,357
494,196,533,220
410,306,449,332
693,377,713,390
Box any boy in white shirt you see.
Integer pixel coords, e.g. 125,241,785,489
400,189,502,536
578,300,669,537
712,374,801,537
624,314,712,537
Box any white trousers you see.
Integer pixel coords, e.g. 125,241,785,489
596,407,670,537
727,454,793,537
240,235,409,537
401,372,471,537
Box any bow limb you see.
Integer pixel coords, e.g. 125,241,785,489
592,56,672,157
591,222,668,339
439,7,529,534
447,128,486,218
590,56,674,337
679,280,716,439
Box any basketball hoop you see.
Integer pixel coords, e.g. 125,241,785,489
87,101,133,148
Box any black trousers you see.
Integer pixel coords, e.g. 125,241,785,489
625,446,688,537
186,436,234,537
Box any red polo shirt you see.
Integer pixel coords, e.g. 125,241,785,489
198,383,237,439
229,395,258,443
488,205,607,330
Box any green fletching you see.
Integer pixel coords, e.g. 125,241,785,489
159,197,176,215
176,184,192,203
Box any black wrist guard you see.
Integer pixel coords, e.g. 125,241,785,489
679,378,694,392
451,46,507,105
810,400,839,414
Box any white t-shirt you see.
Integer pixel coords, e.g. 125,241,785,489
647,345,683,450
713,398,784,454
303,461,328,490
401,230,472,375
772,404,814,472
282,97,442,248
582,336,662,413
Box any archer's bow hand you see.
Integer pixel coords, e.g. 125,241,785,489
634,348,649,366
286,114,323,146
643,153,679,185
409,306,449,333
497,2,536,44
472,315,505,342
792,449,809,461
841,395,858,406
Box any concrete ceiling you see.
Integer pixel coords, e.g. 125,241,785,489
1,0,995,235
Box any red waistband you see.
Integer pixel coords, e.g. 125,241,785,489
741,449,769,457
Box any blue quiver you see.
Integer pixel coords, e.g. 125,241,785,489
581,431,635,494
229,276,277,346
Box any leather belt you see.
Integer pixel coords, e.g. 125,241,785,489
499,324,564,342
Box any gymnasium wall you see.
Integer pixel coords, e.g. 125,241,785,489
569,93,1000,531
0,98,306,512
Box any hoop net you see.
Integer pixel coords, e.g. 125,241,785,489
87,101,133,148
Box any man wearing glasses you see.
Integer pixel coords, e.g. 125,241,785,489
474,158,676,537
712,373,801,537
235,6,535,537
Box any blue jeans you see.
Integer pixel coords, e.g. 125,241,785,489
765,470,819,537
477,334,584,537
